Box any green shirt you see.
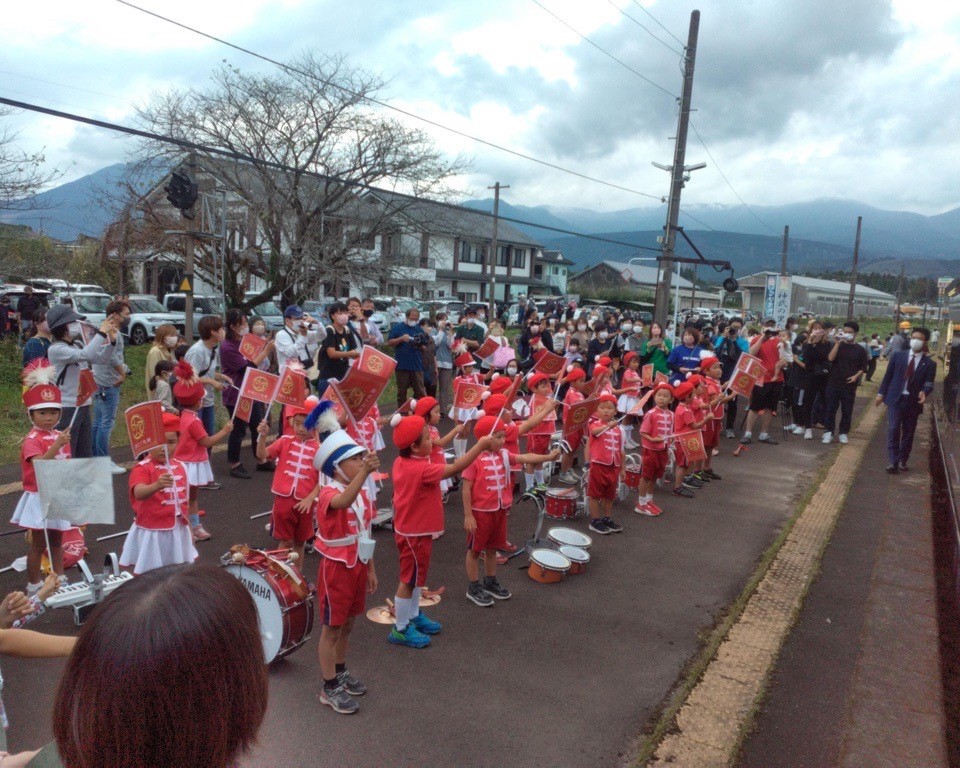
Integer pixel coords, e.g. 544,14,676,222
640,337,673,375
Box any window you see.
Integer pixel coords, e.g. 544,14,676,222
496,245,509,267
460,241,483,264
513,248,526,269
382,232,400,258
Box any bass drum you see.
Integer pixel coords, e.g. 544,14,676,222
224,551,314,664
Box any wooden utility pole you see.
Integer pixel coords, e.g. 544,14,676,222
654,10,701,328
487,182,508,320
894,263,905,331
846,216,862,322
779,225,789,276
183,154,197,342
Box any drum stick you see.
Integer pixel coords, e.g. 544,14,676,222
250,511,272,520
67,405,81,431
96,531,128,542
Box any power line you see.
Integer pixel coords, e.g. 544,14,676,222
0,70,129,103
689,120,776,234
603,0,684,56
112,0,664,203
529,0,677,97
678,207,716,232
0,95,662,255
627,0,686,48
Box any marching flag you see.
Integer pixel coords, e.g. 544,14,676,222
641,364,654,388
735,352,766,381
331,365,391,423
674,430,707,463
581,370,610,398
628,388,657,415
454,380,489,410
76,369,96,408
238,333,267,363
233,396,254,423
727,369,759,398
654,371,669,387
239,367,279,405
563,397,600,438
124,401,166,457
475,337,501,361
275,363,307,408
531,348,566,376
355,345,397,379
35,458,115,525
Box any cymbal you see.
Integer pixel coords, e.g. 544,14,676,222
365,605,395,625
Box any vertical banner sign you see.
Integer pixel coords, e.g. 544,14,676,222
773,275,792,330
764,273,777,320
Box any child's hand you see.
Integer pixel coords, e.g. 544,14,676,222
478,435,495,450
0,591,33,628
464,514,477,534
548,448,561,461
361,451,380,474
55,430,71,449
37,573,60,603
367,568,378,594
456,423,469,436
221,421,234,434
294,497,313,514
157,473,175,488
256,422,269,435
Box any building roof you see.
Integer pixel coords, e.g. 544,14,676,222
569,260,694,289
739,271,895,300
434,269,553,289
536,249,574,266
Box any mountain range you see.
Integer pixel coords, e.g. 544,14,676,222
2,162,958,283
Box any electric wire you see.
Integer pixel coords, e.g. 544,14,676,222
602,0,684,56
627,0,686,48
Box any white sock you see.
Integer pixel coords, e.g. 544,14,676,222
743,431,752,438
621,425,631,443
759,432,769,440
524,473,535,490
453,438,466,458
412,587,422,617
534,469,544,485
394,596,414,631
644,494,653,504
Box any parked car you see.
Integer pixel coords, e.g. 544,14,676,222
71,293,113,326
161,293,227,335
0,285,52,334
248,300,285,332
67,283,107,295
125,297,187,345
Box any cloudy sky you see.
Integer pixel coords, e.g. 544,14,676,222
2,0,958,218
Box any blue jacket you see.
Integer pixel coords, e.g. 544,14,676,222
877,349,936,409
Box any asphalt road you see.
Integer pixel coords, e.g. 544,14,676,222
0,416,834,767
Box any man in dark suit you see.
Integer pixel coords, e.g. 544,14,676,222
876,327,936,473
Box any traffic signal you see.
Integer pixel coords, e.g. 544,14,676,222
164,169,198,218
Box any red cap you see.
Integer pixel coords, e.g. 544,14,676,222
598,393,617,405
287,395,320,420
393,415,427,450
474,415,506,439
454,352,475,368
687,374,704,386
674,381,695,401
162,412,181,433
23,384,62,411
564,367,586,383
482,394,508,415
598,356,612,367
623,351,638,366
699,356,720,372
489,377,513,395
528,373,549,390
172,361,206,407
593,365,610,378
413,397,439,418
651,382,674,397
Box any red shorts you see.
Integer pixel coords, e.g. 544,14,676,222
563,429,585,451
704,421,720,449
675,445,689,469
317,557,368,626
587,461,620,500
467,508,508,552
525,433,551,456
395,534,433,587
641,447,668,480
270,495,315,543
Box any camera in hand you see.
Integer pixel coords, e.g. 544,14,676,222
409,333,430,347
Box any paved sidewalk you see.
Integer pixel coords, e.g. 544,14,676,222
738,416,948,768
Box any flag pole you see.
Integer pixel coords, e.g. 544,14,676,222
329,380,381,489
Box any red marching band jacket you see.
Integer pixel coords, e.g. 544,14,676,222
314,483,375,568
463,449,515,511
268,436,320,500
128,457,190,530
587,418,623,467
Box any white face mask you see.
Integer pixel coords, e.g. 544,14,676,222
406,319,418,327
164,335,179,348
909,338,924,351
599,331,609,341
334,313,349,325
529,325,540,333
577,324,587,331
68,322,82,339
506,365,518,375
466,318,475,326
621,323,633,333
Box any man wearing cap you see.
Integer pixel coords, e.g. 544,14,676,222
277,304,325,372
388,307,427,407
882,321,911,359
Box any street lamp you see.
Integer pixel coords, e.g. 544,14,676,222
628,256,682,341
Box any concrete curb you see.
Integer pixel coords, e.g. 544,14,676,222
646,402,885,767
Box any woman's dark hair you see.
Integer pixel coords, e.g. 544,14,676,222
51,325,72,343
225,308,248,342
150,359,176,392
174,343,190,362
105,299,130,317
24,307,47,339
53,564,267,768
53,563,267,768
682,327,701,345
329,301,348,317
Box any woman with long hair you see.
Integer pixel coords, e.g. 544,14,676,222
143,324,181,398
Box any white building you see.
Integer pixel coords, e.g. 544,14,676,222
738,272,896,317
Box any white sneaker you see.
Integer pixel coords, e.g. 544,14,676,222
784,423,796,432
110,462,127,475
804,429,813,440
822,432,833,444
839,434,849,444
792,425,805,435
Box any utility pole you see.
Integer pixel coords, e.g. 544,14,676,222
894,263,904,332
653,10,701,328
183,154,197,342
845,215,862,322
780,225,789,275
487,182,509,320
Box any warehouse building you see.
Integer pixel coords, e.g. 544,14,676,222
738,272,896,318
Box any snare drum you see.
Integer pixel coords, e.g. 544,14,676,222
547,526,593,550
544,487,579,520
528,548,571,583
558,545,590,574
224,548,315,663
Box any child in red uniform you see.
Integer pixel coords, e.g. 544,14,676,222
12,362,72,593
256,400,321,562
121,412,196,574
171,361,233,541
463,415,559,606
520,373,557,491
586,394,625,535
311,428,380,715
450,350,483,459
635,383,675,517
698,357,730,482
557,367,589,485
412,397,464,497
388,415,495,648
671,380,708,498
615,351,643,449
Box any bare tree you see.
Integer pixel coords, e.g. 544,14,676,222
0,107,64,209
132,54,468,309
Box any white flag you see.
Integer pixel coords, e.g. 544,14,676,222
35,458,116,526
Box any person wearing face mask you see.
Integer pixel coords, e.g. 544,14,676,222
144,324,181,397
518,316,552,362
318,301,361,391
347,296,384,347
46,302,119,459
455,308,486,351
185,316,233,474
431,312,456,415
586,324,614,373
821,321,870,445
387,307,428,407
666,327,703,382
21,308,53,366
876,327,936,472
91,299,132,474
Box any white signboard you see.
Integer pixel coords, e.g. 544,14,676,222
772,275,793,330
